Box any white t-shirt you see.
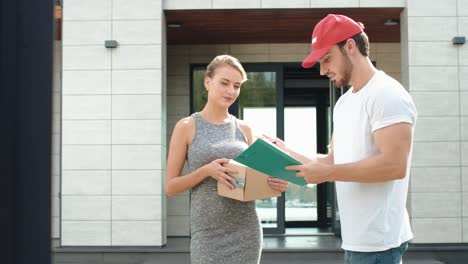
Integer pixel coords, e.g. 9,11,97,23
333,70,417,252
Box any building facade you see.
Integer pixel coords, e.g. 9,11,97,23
54,0,468,248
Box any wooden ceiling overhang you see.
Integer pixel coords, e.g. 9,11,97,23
165,8,402,45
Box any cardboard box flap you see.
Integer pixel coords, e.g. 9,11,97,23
244,167,281,201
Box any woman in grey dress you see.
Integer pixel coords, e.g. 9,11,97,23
165,55,289,264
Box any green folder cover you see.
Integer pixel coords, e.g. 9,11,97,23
233,138,307,186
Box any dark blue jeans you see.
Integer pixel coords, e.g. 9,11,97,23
344,242,408,264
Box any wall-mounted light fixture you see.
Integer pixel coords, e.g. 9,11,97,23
452,36,466,45
167,23,182,28
105,40,118,48
384,19,399,26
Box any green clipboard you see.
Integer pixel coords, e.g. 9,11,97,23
233,138,307,186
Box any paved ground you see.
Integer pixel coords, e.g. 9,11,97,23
53,237,468,264
55,250,468,264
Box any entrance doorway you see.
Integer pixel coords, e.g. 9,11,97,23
191,62,337,235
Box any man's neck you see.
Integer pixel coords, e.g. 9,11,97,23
350,58,378,92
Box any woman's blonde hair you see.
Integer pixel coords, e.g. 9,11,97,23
204,55,248,83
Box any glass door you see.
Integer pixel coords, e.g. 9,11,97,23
240,64,284,234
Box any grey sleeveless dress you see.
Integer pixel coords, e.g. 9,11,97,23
187,112,262,264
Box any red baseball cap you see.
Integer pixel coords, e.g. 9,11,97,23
302,14,364,68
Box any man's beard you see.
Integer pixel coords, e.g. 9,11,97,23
334,50,353,87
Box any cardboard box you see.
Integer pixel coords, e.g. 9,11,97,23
217,160,281,201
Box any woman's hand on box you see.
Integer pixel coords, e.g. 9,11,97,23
202,158,238,189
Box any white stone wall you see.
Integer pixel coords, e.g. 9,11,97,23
163,0,405,9
166,42,401,236
60,0,166,246
404,0,468,243
56,0,467,245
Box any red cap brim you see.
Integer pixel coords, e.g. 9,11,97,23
301,47,330,68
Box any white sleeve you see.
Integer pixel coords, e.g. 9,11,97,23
366,86,417,133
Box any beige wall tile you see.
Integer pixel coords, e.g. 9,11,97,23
63,95,111,119
411,92,459,116
62,145,111,170
112,70,161,94
112,170,162,195
409,42,457,66
411,193,461,217
112,45,162,69
112,221,162,246
113,0,162,20
463,142,468,167
63,46,111,70
62,170,111,195
63,70,111,95
412,142,460,167
62,196,111,220
463,193,468,217
408,17,457,41
168,56,190,76
376,53,400,73
112,145,162,170
460,67,468,91
464,218,468,242
235,54,269,63
164,0,212,9
63,21,111,46
261,0,309,8
112,196,161,220
410,167,461,193
213,0,261,8
411,218,462,243
62,221,111,246
462,117,468,141
167,96,190,116
167,45,190,56
112,95,161,119
359,0,404,7
409,66,459,91
463,167,468,192
462,92,468,116
387,72,401,83
189,45,230,56
269,54,304,63
269,43,309,54
407,0,457,16
309,0,359,7
112,120,161,144
413,117,460,141
375,43,401,53
63,0,111,20
459,0,468,16
167,76,189,96
63,120,111,144
230,44,269,55
113,20,162,45
459,43,468,66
